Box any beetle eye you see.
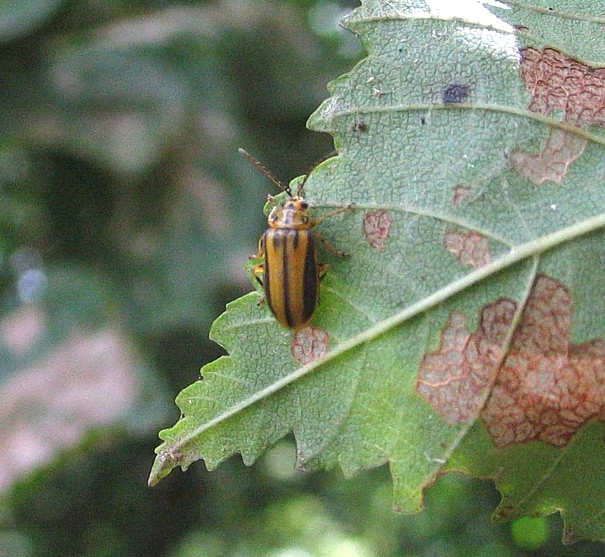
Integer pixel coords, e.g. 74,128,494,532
300,201,309,209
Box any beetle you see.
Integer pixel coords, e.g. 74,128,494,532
239,148,349,329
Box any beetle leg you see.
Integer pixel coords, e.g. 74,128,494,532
249,234,266,304
252,255,266,305
310,204,352,227
254,233,266,259
318,263,329,280
252,264,264,287
316,263,330,305
315,232,348,258
252,264,266,305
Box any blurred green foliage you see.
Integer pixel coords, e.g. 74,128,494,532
0,0,603,555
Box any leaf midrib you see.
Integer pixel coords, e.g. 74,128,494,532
150,211,605,478
500,0,605,24
334,103,605,150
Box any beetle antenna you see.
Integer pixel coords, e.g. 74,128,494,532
297,150,337,197
239,148,292,197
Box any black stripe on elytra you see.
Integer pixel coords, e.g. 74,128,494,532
264,232,272,314
302,232,317,323
282,233,294,328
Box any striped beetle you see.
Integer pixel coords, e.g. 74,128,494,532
240,148,349,329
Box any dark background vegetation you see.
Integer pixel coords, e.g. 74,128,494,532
0,1,602,555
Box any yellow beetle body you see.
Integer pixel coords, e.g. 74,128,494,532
240,148,347,329
261,198,318,328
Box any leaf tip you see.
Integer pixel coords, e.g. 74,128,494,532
148,446,184,487
562,527,578,545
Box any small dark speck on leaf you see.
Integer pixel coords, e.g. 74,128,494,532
420,116,426,125
352,121,368,132
442,83,470,104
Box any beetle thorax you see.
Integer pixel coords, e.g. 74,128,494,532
268,197,311,229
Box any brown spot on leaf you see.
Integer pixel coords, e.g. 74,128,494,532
363,210,392,251
417,300,516,423
417,275,605,448
510,48,605,185
291,325,329,365
452,185,473,206
483,276,605,448
510,128,586,185
443,229,491,269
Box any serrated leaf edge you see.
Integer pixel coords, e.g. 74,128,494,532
149,211,605,486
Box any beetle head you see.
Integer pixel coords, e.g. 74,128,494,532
268,197,311,230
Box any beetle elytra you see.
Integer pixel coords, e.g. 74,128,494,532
240,148,349,329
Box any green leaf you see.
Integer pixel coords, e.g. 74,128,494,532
151,0,605,542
